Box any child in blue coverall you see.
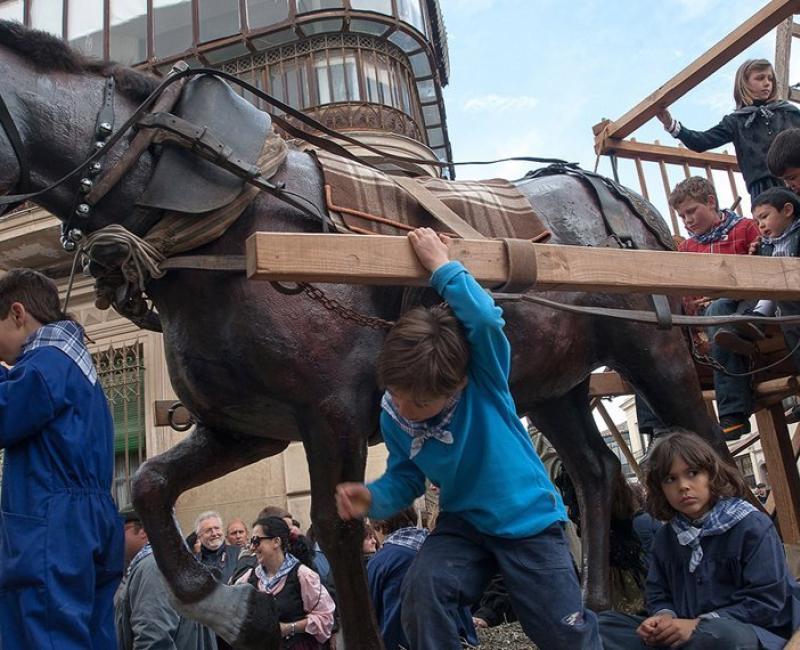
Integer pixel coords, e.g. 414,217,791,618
0,268,122,650
336,228,601,650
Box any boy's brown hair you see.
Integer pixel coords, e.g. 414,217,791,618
0,268,69,324
377,304,469,399
733,59,777,109
644,431,749,521
767,128,800,177
372,506,418,536
668,176,719,211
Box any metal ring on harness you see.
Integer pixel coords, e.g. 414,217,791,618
270,281,306,295
495,238,538,294
168,401,194,432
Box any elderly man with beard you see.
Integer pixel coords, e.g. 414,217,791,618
194,511,240,585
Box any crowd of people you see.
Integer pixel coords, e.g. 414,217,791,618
1,57,800,650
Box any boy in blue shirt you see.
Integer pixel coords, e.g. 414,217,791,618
337,228,601,649
0,268,122,650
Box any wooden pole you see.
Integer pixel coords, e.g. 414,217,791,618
594,0,800,147
655,140,681,234
754,405,800,545
246,233,800,299
592,398,645,483
774,17,794,100
600,139,738,170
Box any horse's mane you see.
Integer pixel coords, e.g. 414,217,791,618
0,20,159,102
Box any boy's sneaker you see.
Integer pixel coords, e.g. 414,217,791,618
719,414,751,441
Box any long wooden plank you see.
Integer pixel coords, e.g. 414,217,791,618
595,0,800,145
599,138,739,171
755,405,800,544
246,233,800,299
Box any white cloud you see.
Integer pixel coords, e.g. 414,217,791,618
463,94,539,113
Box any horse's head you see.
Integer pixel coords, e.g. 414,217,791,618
0,20,161,234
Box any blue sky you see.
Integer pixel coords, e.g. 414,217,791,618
440,0,788,224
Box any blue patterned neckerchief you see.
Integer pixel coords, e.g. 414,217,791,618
125,542,154,579
762,216,800,254
733,99,792,128
383,527,429,552
22,320,96,384
381,390,462,459
254,552,300,592
691,209,742,245
670,497,757,573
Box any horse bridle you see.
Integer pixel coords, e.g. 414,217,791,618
0,91,30,216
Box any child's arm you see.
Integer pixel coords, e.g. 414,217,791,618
366,448,427,520
336,437,427,521
663,116,734,153
644,548,678,618
408,229,511,382
0,363,56,449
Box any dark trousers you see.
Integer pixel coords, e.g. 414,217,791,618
705,299,753,418
400,514,601,650
599,611,759,650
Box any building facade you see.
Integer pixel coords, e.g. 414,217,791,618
0,0,451,532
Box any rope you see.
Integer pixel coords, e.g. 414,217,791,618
82,225,167,290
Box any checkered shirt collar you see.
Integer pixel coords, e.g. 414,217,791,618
381,390,461,459
383,527,429,552
22,320,97,384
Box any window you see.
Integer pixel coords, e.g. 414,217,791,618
110,0,147,64
153,0,193,59
94,342,146,508
246,0,290,29
396,0,424,33
198,0,240,42
735,454,756,488
296,0,341,13
315,51,357,103
68,0,105,57
226,35,418,119
350,0,391,15
31,0,64,37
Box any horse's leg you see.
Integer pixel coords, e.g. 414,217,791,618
527,378,621,612
607,323,727,457
132,424,289,649
295,405,384,650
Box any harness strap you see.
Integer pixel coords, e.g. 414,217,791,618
0,92,30,212
160,255,247,272
651,294,673,330
85,74,187,206
497,238,538,293
390,175,485,240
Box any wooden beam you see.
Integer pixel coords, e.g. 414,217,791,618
601,138,739,171
594,0,800,147
729,431,761,456
775,17,793,99
755,405,800,544
246,233,800,299
589,372,633,398
592,398,645,483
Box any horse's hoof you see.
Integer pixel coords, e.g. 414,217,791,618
171,583,280,649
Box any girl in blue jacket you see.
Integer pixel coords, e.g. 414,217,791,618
599,432,800,649
0,268,122,650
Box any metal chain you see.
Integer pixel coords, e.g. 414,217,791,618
689,329,800,378
300,283,395,330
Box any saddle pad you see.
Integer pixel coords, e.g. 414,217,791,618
313,149,551,241
138,74,271,214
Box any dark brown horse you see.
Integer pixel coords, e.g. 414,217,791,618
0,22,725,649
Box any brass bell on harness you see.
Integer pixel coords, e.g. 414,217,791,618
79,178,93,194
68,228,84,242
61,238,76,252
75,203,91,218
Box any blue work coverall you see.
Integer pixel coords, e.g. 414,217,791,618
0,344,123,649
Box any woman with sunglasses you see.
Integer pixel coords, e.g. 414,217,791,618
235,516,335,648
